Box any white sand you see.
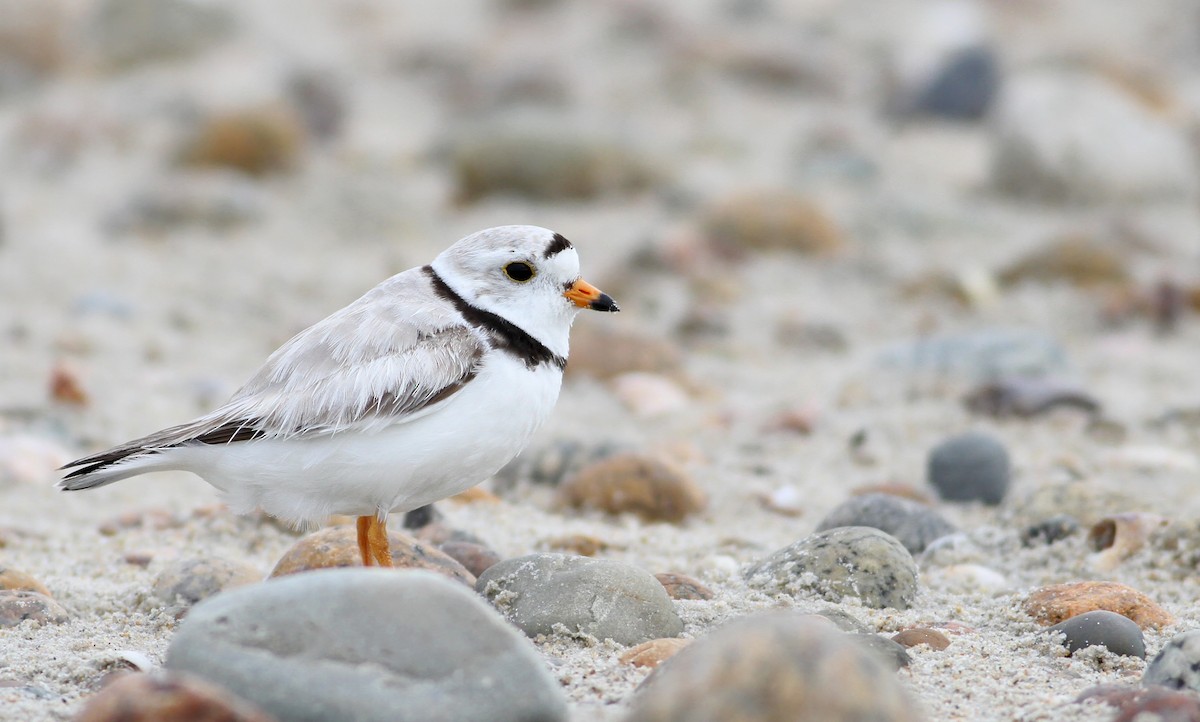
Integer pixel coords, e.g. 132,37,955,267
4,1,1200,720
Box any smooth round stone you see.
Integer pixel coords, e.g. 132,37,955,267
166,569,567,722
1144,630,1200,691
0,590,69,627
269,525,475,586
816,493,957,554
476,553,683,645
0,565,51,596
1024,581,1172,630
556,453,707,523
75,670,274,722
1048,611,1145,658
892,628,951,651
150,557,261,617
927,432,1010,505
746,527,919,610
624,612,921,722
912,46,999,120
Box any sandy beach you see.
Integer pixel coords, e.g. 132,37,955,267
3,1,1200,720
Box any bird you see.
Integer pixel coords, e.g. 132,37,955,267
58,225,618,567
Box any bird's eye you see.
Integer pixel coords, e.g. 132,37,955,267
504,261,535,282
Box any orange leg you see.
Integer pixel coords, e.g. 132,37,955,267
356,516,374,566
367,515,393,568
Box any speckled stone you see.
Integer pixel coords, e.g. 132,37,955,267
927,431,1011,505
1144,630,1200,691
1048,611,1145,658
477,553,683,645
0,590,69,627
816,493,957,554
624,612,921,722
166,569,567,722
557,453,707,523
1024,581,1172,630
745,527,919,610
75,671,276,722
654,572,714,601
0,565,50,597
150,557,261,618
269,525,475,586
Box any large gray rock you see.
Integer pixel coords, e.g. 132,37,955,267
477,553,683,645
992,70,1197,203
624,612,921,722
746,527,919,610
165,569,567,722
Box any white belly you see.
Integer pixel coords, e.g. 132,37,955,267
172,355,562,525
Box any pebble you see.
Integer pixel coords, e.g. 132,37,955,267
991,69,1197,203
910,46,1000,121
0,590,70,627
655,572,714,601
84,0,234,69
150,557,261,618
878,328,1068,380
815,493,957,554
1048,610,1145,658
178,107,306,177
619,638,691,669
269,525,475,586
926,431,1010,505
557,453,707,523
493,439,626,493
1020,514,1080,546
75,671,276,722
1144,630,1200,691
167,569,567,722
564,326,683,381
0,565,50,596
746,527,919,610
1024,581,1172,630
892,628,951,651
437,540,502,578
963,377,1101,418
998,234,1131,289
451,124,656,203
700,191,844,256
476,553,683,645
624,612,920,722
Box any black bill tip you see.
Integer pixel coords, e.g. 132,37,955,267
591,293,619,312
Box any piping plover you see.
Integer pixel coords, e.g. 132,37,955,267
59,225,618,567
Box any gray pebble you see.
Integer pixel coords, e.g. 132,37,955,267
0,591,70,628
911,46,1000,121
166,569,567,722
746,527,919,610
1144,630,1200,691
1049,611,1145,658
476,553,682,645
927,431,1011,505
624,611,921,722
816,493,957,554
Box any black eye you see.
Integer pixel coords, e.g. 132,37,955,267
504,262,535,282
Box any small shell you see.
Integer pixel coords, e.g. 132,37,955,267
1088,513,1169,571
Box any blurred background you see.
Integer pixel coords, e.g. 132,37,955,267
2,0,1200,458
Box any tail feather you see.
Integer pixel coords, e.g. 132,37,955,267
58,450,167,491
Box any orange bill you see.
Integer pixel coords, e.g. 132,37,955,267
564,278,619,312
